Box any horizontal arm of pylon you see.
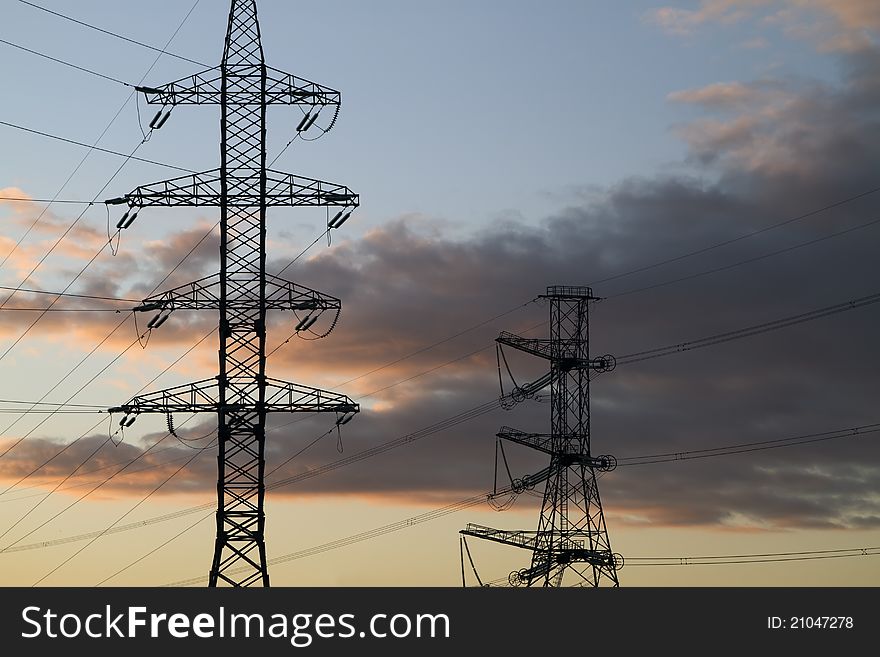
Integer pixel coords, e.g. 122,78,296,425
109,377,358,415
460,524,618,567
263,377,357,414
497,427,617,470
497,427,598,457
133,273,341,312
459,524,540,552
497,427,556,455
136,66,340,106
109,169,358,208
497,331,614,371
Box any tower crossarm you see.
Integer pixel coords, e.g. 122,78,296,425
110,377,358,416
460,524,540,552
106,169,359,209
136,66,340,107
109,378,220,414
263,377,358,414
497,331,614,371
495,427,553,454
497,427,556,455
132,273,341,313
461,524,617,568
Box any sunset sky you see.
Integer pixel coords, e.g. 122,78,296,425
1,0,879,587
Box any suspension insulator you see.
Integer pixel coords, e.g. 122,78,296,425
148,110,164,129
121,210,138,229
154,110,172,130
296,112,312,132
303,112,320,131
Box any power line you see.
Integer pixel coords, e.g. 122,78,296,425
97,509,214,586
0,0,201,281
95,432,337,586
0,37,130,86
17,413,877,560
0,221,220,530
16,0,208,67
0,286,140,303
0,399,105,409
79,199,869,583
0,448,195,504
14,281,880,554
166,521,880,586
0,39,184,274
12,170,880,580
4,232,530,547
35,285,880,561
0,414,208,554
0,173,137,361
0,409,104,414
0,2,211,541
623,547,880,567
32,436,211,586
591,185,880,287
609,214,880,299
0,330,214,549
0,1,204,445
266,189,880,391
616,424,880,466
616,290,880,365
326,286,880,484
0,197,93,204
0,334,144,489
251,428,878,580
107,283,880,582
0,308,129,312
0,119,194,173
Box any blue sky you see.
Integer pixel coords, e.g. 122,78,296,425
1,0,842,236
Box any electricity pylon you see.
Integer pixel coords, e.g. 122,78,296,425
461,286,622,587
106,0,359,587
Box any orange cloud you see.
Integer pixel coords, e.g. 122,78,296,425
648,0,879,51
646,0,772,35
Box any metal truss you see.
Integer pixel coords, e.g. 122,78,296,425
136,66,340,106
110,378,357,416
461,286,622,587
133,273,341,313
106,0,358,587
108,169,358,209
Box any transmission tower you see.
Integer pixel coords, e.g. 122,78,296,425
461,286,622,587
106,0,359,587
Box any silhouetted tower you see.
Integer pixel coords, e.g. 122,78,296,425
106,0,359,587
461,286,621,587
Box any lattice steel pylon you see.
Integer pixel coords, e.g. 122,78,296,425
460,286,622,587
105,0,359,587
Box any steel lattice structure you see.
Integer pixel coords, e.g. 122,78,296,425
107,0,358,587
461,286,622,587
